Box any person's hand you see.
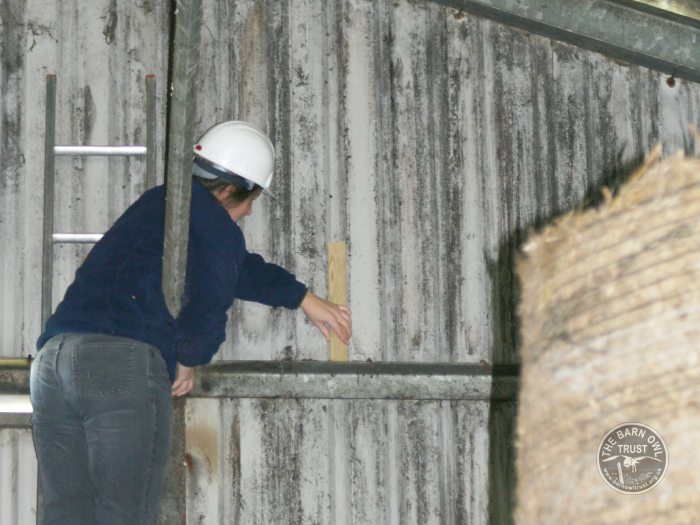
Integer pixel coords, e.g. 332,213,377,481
172,363,196,397
300,290,352,344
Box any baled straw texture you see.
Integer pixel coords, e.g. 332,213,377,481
515,152,700,525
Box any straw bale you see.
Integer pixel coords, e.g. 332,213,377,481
515,152,700,525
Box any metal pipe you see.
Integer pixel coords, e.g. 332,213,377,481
162,0,202,318
54,145,146,156
52,233,103,243
0,357,32,368
41,74,57,329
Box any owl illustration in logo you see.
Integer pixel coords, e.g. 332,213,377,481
602,455,662,473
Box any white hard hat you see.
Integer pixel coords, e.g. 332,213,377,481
193,121,276,198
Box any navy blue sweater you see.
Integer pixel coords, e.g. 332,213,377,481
37,180,308,381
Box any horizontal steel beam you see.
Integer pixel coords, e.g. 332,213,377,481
438,0,700,83
197,361,519,401
0,359,519,401
0,414,31,429
0,360,30,395
54,145,146,156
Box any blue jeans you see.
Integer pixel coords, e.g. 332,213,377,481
30,333,173,525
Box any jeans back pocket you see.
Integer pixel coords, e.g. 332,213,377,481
72,341,135,396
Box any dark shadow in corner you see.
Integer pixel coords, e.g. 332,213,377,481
485,153,648,525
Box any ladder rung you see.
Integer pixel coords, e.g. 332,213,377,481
53,233,103,244
54,146,147,156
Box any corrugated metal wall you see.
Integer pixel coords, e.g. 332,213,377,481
183,398,491,524
0,429,37,525
1,0,699,523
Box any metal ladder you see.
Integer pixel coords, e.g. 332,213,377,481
41,74,157,328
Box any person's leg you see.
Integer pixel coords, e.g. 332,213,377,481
67,335,172,525
30,335,97,525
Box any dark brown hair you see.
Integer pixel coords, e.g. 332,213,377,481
194,176,261,207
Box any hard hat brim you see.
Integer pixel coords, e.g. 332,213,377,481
193,156,276,199
260,187,277,200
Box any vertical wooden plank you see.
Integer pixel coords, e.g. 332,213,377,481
328,241,348,361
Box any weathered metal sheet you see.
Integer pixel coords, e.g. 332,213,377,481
3,1,698,364
0,0,170,358
184,398,497,525
0,429,37,525
437,0,700,82
203,0,699,366
1,1,700,525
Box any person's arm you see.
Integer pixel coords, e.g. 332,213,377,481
234,251,308,308
172,291,353,399
300,290,352,344
235,252,352,343
172,363,196,397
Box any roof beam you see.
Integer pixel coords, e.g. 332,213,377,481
437,0,700,83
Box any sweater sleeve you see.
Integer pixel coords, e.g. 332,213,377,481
235,251,308,309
